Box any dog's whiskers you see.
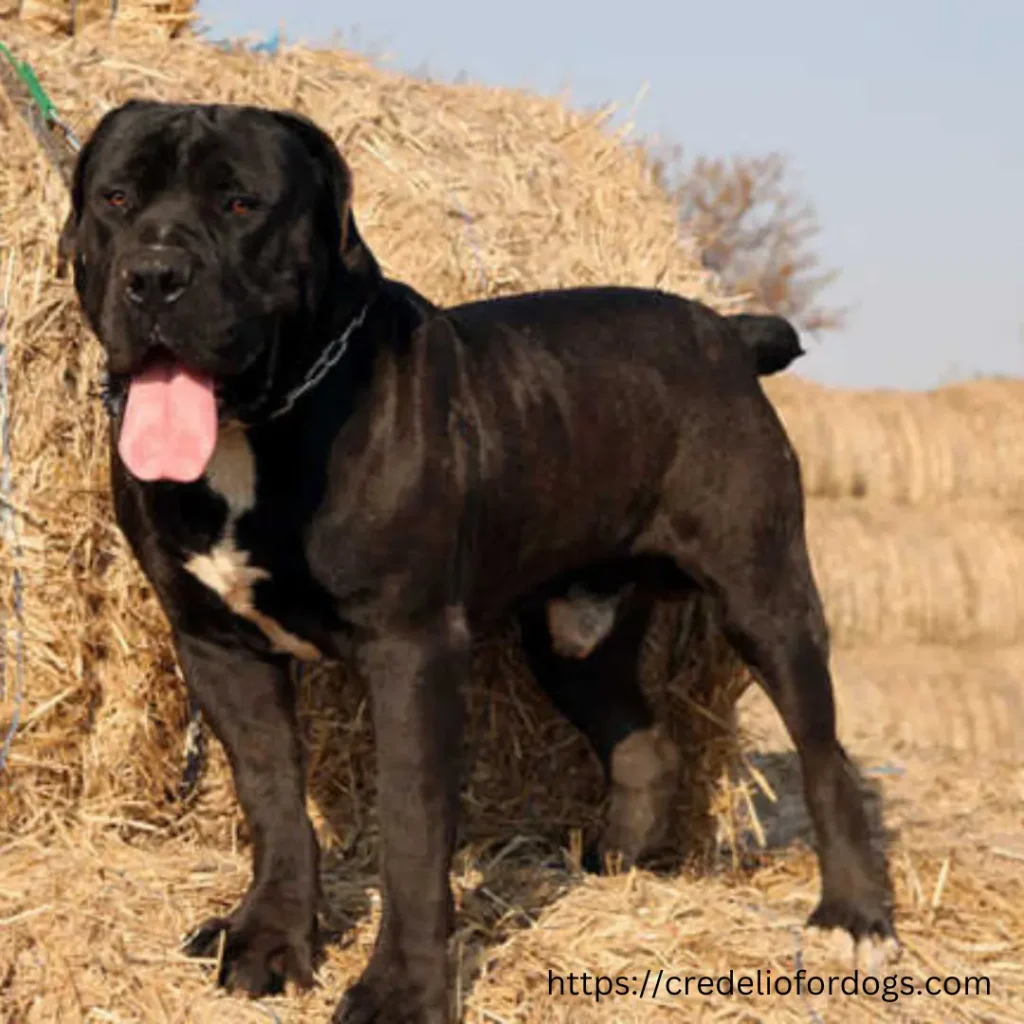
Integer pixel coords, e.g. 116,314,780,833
97,373,125,419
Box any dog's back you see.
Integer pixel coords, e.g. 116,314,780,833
443,285,802,381
411,287,803,616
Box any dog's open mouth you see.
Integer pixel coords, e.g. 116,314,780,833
117,355,218,484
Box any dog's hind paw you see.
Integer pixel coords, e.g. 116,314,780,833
182,910,316,997
806,899,901,975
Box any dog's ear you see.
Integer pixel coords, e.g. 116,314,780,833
56,128,94,278
272,110,381,290
337,203,380,291
56,100,147,279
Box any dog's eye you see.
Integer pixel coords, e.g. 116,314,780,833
104,190,129,209
226,196,258,216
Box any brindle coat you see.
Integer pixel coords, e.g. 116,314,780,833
59,100,895,1024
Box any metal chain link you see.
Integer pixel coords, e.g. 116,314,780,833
266,302,369,421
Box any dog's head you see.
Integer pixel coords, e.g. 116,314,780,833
60,100,380,482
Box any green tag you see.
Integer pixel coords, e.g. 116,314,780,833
0,41,59,123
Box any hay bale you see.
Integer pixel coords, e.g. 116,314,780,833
0,21,747,859
2,0,195,38
766,375,1024,505
830,645,1024,756
806,499,1024,647
295,605,750,875
741,644,1024,758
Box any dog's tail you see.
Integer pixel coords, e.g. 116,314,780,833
727,313,805,376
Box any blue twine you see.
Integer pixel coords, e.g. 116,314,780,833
449,193,489,294
0,255,25,774
211,31,281,57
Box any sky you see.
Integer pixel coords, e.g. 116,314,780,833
196,0,1024,390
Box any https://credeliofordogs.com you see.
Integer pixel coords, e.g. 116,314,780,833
547,968,992,1003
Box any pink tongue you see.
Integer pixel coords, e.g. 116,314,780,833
117,364,218,483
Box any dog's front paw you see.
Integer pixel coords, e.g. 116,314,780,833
808,892,893,939
332,954,447,1024
182,907,316,997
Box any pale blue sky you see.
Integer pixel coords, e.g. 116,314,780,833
197,0,1023,390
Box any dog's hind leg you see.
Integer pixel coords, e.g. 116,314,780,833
647,504,897,953
519,594,681,872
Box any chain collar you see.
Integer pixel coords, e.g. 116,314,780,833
266,301,370,420
98,301,370,424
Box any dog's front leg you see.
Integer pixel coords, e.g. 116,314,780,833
177,633,319,997
335,612,468,1024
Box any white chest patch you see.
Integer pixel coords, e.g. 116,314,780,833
184,423,322,663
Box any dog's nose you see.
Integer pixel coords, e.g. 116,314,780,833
123,248,193,307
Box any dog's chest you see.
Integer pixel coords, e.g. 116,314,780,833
182,424,323,662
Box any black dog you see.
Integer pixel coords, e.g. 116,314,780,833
58,100,895,1023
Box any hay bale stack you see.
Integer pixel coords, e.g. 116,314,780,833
0,20,747,859
766,374,1024,505
830,645,1024,755
805,499,1024,647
